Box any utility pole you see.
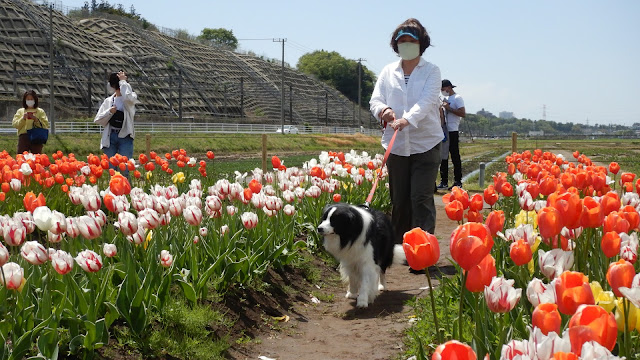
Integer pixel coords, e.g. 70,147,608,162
356,58,366,126
273,38,287,133
49,4,55,134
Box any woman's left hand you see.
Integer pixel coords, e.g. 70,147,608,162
390,118,409,131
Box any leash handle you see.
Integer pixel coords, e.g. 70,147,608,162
364,128,398,206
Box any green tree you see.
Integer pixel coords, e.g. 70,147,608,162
197,28,238,50
296,50,376,107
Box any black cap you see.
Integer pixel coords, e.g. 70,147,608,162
442,79,456,88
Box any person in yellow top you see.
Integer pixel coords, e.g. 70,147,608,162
12,90,49,154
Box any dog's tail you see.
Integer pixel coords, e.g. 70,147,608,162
393,244,407,265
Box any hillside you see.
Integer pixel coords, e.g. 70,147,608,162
0,0,364,125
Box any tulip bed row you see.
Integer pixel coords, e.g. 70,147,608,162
403,149,640,360
0,149,390,358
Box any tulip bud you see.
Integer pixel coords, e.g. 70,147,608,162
160,250,173,267
103,243,117,258
50,249,73,275
20,241,48,265
0,262,24,290
74,250,102,272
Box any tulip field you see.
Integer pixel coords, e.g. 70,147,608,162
0,147,390,359
404,149,640,360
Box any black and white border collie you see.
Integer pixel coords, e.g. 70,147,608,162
317,203,405,308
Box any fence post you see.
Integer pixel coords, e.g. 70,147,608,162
511,132,517,153
146,134,151,155
479,162,486,188
261,134,267,176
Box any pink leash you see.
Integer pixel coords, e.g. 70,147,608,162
363,128,398,208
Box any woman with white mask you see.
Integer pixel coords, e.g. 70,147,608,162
94,70,138,177
12,90,50,154
369,18,443,257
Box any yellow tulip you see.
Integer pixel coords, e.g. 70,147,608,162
614,298,640,332
527,238,542,275
515,210,538,229
590,281,617,313
146,171,153,181
171,172,185,184
144,229,153,250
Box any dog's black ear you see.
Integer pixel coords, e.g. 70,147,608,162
321,203,335,220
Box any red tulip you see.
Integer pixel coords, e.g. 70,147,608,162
621,205,640,230
621,172,636,184
483,185,499,206
432,340,476,360
568,304,617,355
465,254,496,292
451,186,469,209
450,222,494,271
606,259,635,297
509,239,532,266
485,210,505,237
600,192,620,216
23,191,46,213
608,162,620,175
248,179,262,194
537,207,563,240
206,151,215,159
600,231,621,258
551,352,578,360
468,193,483,211
271,156,281,169
580,197,603,228
547,191,582,229
402,228,440,271
555,271,595,315
332,193,341,202
532,303,561,335
445,200,464,221
465,209,483,223
501,182,514,197
602,212,629,234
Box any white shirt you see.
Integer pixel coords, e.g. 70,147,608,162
444,93,464,132
370,57,443,156
94,80,138,149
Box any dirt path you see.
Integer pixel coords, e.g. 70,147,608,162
230,195,460,360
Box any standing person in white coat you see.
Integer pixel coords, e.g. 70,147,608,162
369,18,443,247
94,71,137,176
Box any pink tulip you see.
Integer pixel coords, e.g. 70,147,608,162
538,249,574,279
199,227,208,237
77,215,103,240
484,276,522,313
183,205,203,226
50,249,73,275
0,243,9,266
117,212,138,236
160,250,173,267
241,212,258,230
283,204,296,216
80,191,101,212
3,220,26,246
127,226,146,245
20,241,48,265
168,198,183,216
14,212,35,234
138,208,160,229
65,217,80,238
205,195,222,212
527,278,557,307
0,262,24,290
74,250,102,272
49,210,67,235
46,231,62,244
103,243,117,258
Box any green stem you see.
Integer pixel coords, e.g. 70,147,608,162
623,299,630,358
426,272,442,344
457,271,468,341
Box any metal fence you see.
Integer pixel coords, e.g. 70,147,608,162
0,121,381,136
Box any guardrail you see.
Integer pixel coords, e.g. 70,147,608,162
0,122,381,136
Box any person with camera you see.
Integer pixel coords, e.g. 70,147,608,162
94,71,138,176
437,79,465,190
12,90,49,155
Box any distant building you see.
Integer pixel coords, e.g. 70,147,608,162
529,130,544,136
477,108,495,118
499,111,514,119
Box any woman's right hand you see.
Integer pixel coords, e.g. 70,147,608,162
381,108,396,125
109,106,117,114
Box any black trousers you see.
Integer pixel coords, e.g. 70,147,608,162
387,144,440,244
440,131,462,184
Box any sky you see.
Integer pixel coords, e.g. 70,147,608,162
58,0,640,126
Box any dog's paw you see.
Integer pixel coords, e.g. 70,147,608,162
356,297,369,308
345,291,358,299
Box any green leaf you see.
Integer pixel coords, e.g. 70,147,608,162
36,328,59,359
103,302,120,328
66,275,89,315
177,280,197,304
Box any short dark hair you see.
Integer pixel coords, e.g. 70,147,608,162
22,90,38,109
108,73,120,90
390,18,431,56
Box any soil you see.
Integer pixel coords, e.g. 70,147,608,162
227,194,460,360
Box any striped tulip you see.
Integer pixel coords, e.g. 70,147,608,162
20,241,48,265
50,249,73,275
74,250,102,272
0,262,24,290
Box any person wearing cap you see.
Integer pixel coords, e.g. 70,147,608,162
370,18,442,246
437,79,466,190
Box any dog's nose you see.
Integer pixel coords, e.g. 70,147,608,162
317,227,324,234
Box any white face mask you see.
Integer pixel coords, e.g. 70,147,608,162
441,90,449,97
397,42,420,61
25,100,35,108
